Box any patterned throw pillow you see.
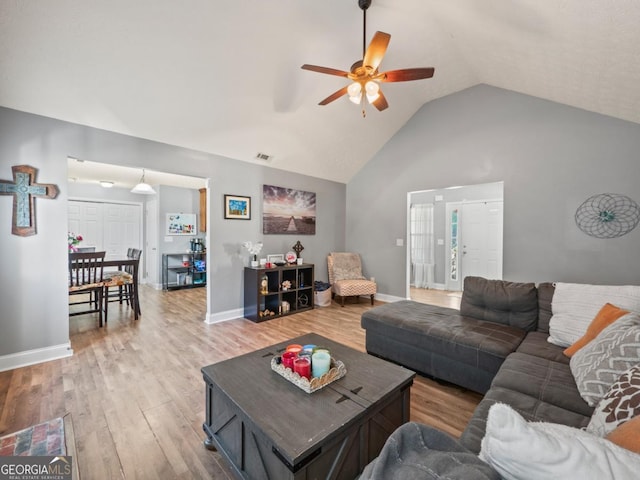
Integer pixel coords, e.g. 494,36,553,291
570,312,640,406
587,364,640,436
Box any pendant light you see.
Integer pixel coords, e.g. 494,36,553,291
131,169,156,195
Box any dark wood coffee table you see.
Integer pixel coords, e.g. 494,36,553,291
201,333,415,480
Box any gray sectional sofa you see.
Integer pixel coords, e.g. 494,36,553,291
360,276,593,453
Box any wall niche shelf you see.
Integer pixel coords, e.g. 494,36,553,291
243,264,314,322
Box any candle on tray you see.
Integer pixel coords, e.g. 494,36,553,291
281,351,297,370
293,357,311,379
285,344,303,355
311,351,331,378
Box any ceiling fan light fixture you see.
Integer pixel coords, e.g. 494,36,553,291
301,0,434,113
365,81,380,103
347,82,362,104
131,169,156,195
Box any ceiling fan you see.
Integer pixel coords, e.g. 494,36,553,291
301,0,435,116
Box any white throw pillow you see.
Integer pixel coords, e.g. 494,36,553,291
548,283,640,347
479,403,640,480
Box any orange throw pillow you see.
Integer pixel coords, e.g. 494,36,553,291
606,416,640,454
563,303,629,357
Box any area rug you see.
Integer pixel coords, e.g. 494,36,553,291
0,417,66,456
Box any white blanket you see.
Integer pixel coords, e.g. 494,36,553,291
548,282,640,347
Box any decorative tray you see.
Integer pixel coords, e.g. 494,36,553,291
270,357,347,394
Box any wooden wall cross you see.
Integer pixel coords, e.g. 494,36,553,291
0,165,59,236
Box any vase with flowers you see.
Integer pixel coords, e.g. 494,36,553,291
243,241,263,267
68,232,83,252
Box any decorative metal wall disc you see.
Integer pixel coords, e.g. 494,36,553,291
575,193,640,238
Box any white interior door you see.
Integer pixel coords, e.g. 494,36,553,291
145,198,159,287
460,200,503,282
104,203,141,259
68,200,104,250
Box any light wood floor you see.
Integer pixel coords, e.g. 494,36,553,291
0,287,480,479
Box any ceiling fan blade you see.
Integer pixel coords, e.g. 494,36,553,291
301,64,349,77
363,31,391,71
318,86,350,105
372,90,389,111
380,67,435,82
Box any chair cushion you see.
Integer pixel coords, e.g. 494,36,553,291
333,279,376,296
103,273,133,287
69,282,104,292
330,252,365,281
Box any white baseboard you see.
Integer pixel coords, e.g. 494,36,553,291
205,308,244,324
0,343,73,372
374,293,406,303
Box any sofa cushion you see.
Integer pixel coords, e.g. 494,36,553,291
460,277,539,332
460,386,591,454
479,403,640,480
361,301,526,373
570,312,640,406
536,282,555,334
587,364,640,436
516,331,569,364
492,352,592,417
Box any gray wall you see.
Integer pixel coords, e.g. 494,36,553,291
347,85,640,298
158,185,204,258
0,106,345,360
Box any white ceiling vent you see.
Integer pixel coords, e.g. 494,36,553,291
255,152,273,161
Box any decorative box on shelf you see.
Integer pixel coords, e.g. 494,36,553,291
270,357,347,394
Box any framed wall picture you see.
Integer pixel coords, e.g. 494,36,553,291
166,213,196,235
263,184,316,234
224,194,251,220
267,254,285,264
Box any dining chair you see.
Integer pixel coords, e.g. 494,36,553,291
103,248,142,322
69,251,106,327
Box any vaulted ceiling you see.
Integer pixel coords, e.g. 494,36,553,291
2,1,639,183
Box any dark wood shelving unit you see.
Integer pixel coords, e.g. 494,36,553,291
244,264,314,322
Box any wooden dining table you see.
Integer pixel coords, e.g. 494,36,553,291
103,258,141,319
